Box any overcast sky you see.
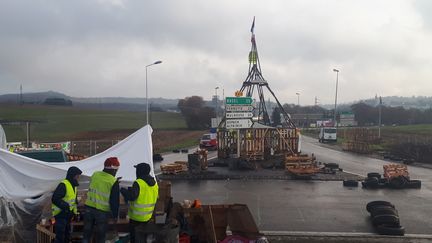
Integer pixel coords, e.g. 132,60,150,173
1,0,432,105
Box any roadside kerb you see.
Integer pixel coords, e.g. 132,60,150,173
263,231,432,243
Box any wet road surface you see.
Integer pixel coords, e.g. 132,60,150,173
155,139,432,234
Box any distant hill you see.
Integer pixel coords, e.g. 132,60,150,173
0,91,180,111
320,96,432,111
2,91,432,112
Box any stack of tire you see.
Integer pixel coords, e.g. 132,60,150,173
388,176,421,189
366,201,405,236
362,172,422,189
362,173,387,189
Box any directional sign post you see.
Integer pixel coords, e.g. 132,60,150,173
226,112,253,119
225,105,254,112
226,119,253,129
225,97,253,105
224,97,254,129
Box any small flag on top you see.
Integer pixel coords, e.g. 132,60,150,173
250,16,255,33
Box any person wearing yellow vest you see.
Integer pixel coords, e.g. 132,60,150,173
82,157,121,243
120,163,158,243
51,166,82,243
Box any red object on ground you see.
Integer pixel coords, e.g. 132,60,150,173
179,233,191,243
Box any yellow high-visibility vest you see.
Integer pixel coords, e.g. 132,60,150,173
52,179,77,216
85,171,116,212
128,179,159,222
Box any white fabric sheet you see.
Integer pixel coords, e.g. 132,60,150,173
0,125,153,201
0,125,6,149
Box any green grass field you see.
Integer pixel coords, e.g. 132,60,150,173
381,124,432,135
0,104,187,141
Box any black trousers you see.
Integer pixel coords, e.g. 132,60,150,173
129,219,149,243
53,215,71,243
82,206,109,243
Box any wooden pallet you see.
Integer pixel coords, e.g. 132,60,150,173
383,164,409,179
36,224,55,243
160,163,187,174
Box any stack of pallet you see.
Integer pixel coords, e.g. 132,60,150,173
285,154,319,176
160,161,188,174
383,164,409,179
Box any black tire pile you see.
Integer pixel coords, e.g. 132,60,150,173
362,172,421,189
153,153,164,162
342,179,359,187
366,201,405,236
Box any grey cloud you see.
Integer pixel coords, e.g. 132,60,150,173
1,0,432,105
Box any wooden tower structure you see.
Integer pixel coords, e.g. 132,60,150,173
217,18,299,163
240,17,296,128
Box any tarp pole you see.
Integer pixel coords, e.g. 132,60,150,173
26,122,30,148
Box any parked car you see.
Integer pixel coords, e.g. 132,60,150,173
17,150,69,162
199,133,218,150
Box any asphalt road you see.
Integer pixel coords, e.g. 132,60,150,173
155,139,432,235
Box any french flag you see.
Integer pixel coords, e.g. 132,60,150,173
250,16,255,33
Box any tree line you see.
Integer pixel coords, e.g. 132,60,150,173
177,95,432,130
351,103,432,126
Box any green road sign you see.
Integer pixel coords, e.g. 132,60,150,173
225,97,253,105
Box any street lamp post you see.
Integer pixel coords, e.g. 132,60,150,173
145,60,162,125
333,69,339,127
296,92,300,106
215,87,219,118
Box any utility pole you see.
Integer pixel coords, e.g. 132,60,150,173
314,96,318,106
378,96,382,139
20,84,23,105
333,69,340,127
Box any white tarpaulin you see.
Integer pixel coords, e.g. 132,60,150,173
0,125,154,201
0,125,6,149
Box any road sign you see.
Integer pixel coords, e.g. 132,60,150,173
225,97,253,105
225,105,253,112
226,112,253,119
211,117,222,128
226,119,253,129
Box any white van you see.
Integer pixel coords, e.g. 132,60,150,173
318,127,337,143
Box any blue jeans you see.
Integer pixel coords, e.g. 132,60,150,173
53,215,71,243
82,206,109,243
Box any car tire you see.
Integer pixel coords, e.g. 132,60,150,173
389,176,407,189
376,225,405,236
343,180,359,187
370,206,398,218
367,172,381,179
363,177,379,189
153,153,164,162
366,201,395,213
324,163,339,169
406,180,421,189
372,214,400,227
